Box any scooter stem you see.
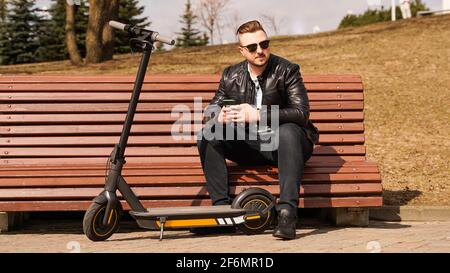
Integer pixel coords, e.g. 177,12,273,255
102,38,154,226
117,43,153,160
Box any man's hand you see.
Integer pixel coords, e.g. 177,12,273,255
221,103,260,124
217,106,227,124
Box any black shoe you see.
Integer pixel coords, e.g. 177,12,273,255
189,226,237,235
272,208,297,240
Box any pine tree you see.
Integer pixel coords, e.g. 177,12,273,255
73,0,89,58
0,1,10,65
1,0,41,65
200,32,209,46
30,0,88,63
42,0,74,61
116,0,151,53
176,0,208,48
410,0,429,16
0,0,7,21
338,0,429,29
35,2,64,62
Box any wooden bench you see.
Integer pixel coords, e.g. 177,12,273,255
0,74,382,227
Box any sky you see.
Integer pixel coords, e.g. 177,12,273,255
35,0,444,44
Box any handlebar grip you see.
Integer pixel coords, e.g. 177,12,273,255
109,20,127,31
109,20,175,46
153,33,176,46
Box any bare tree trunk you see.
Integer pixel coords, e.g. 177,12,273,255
216,21,224,44
198,0,230,45
227,10,242,39
207,18,214,45
65,3,83,66
260,13,285,35
85,0,106,64
102,0,119,61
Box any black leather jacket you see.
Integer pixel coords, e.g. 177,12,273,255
205,54,319,145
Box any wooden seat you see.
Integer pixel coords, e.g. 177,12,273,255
0,74,382,223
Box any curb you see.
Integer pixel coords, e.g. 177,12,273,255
370,206,450,221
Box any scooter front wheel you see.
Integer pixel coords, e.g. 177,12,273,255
83,202,123,241
235,194,275,235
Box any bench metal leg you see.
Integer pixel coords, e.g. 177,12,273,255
0,212,29,233
322,208,370,227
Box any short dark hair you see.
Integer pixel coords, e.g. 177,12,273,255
236,20,266,36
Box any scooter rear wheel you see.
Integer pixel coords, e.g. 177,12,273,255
83,202,123,241
236,194,275,235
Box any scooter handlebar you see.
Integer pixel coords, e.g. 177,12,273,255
152,33,176,46
109,20,127,32
109,20,175,46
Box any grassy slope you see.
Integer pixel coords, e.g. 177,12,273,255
1,14,449,205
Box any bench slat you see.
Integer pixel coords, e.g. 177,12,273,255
0,145,365,157
0,166,380,178
0,101,364,113
0,82,363,92
0,160,379,171
0,74,363,83
0,173,381,187
0,155,368,166
0,184,382,200
1,92,363,102
0,196,382,211
1,112,364,124
0,134,365,146
0,122,364,135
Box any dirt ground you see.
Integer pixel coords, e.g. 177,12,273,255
1,14,449,205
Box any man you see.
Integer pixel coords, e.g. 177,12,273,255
196,20,319,240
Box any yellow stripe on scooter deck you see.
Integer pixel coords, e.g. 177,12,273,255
155,218,218,228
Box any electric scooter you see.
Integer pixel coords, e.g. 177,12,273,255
82,21,277,241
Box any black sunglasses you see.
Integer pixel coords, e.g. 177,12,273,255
240,40,270,53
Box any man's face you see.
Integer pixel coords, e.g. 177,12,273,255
238,30,270,67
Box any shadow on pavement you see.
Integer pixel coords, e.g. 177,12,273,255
383,189,423,206
367,221,412,229
3,211,412,238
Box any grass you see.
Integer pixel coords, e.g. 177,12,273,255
1,14,449,205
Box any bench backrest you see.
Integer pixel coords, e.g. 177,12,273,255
1,74,366,167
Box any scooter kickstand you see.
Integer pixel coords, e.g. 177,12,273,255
158,217,166,241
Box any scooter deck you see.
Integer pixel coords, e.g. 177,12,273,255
129,205,249,220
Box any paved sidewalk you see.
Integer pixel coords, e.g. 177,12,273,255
1,219,449,253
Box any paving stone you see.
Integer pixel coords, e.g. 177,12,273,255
0,220,449,253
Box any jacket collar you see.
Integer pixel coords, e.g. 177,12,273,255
243,54,274,82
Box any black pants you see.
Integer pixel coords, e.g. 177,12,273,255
196,122,314,210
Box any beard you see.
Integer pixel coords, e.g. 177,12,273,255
250,53,269,67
